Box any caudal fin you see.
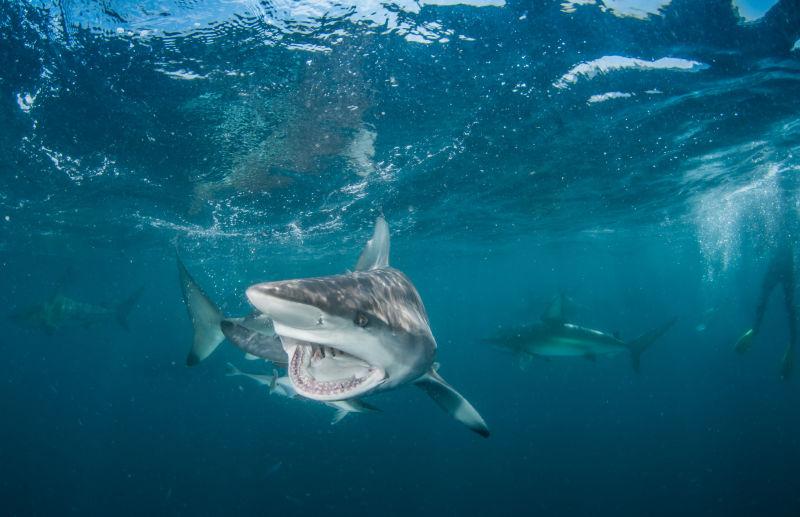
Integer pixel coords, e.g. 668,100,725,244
628,317,678,373
415,368,490,438
116,287,144,330
225,362,242,377
177,256,225,366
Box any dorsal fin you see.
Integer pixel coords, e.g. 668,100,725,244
541,292,568,323
354,216,390,271
49,266,75,300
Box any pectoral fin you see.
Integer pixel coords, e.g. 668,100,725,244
326,398,381,425
269,369,278,395
781,345,794,380
415,369,490,438
330,408,350,425
517,353,533,371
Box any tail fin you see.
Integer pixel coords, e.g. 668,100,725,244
415,368,490,438
628,317,677,373
116,287,144,330
177,256,225,366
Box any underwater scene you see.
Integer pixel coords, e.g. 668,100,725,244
2,0,800,515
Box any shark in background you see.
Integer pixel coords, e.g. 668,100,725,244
246,216,490,437
11,287,142,334
225,363,380,425
486,294,677,372
188,40,378,214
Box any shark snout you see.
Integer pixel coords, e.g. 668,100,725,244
246,282,326,330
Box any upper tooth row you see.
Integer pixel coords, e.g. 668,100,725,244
311,345,337,359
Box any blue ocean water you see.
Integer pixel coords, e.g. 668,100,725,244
2,0,800,515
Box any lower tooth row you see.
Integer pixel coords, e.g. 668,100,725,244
295,373,363,395
291,346,366,395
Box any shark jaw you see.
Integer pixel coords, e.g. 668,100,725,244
245,282,394,402
281,335,386,401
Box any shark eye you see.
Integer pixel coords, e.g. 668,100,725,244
354,312,369,328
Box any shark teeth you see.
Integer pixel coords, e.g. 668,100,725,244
288,343,377,400
310,345,338,360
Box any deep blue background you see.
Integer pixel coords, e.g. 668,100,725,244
2,0,800,515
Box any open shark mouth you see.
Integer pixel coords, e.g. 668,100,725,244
282,337,385,401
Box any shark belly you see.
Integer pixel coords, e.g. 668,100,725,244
530,336,624,358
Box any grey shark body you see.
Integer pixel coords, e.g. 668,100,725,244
220,314,287,366
12,290,142,334
177,258,288,367
488,295,676,372
246,217,490,437
225,362,379,424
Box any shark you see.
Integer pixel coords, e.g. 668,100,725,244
189,41,377,215
485,294,677,372
11,289,142,334
225,362,380,424
177,257,288,367
178,256,382,419
245,217,490,437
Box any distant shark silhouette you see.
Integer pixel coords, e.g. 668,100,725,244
486,294,677,372
189,42,377,214
11,288,142,334
245,217,490,437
